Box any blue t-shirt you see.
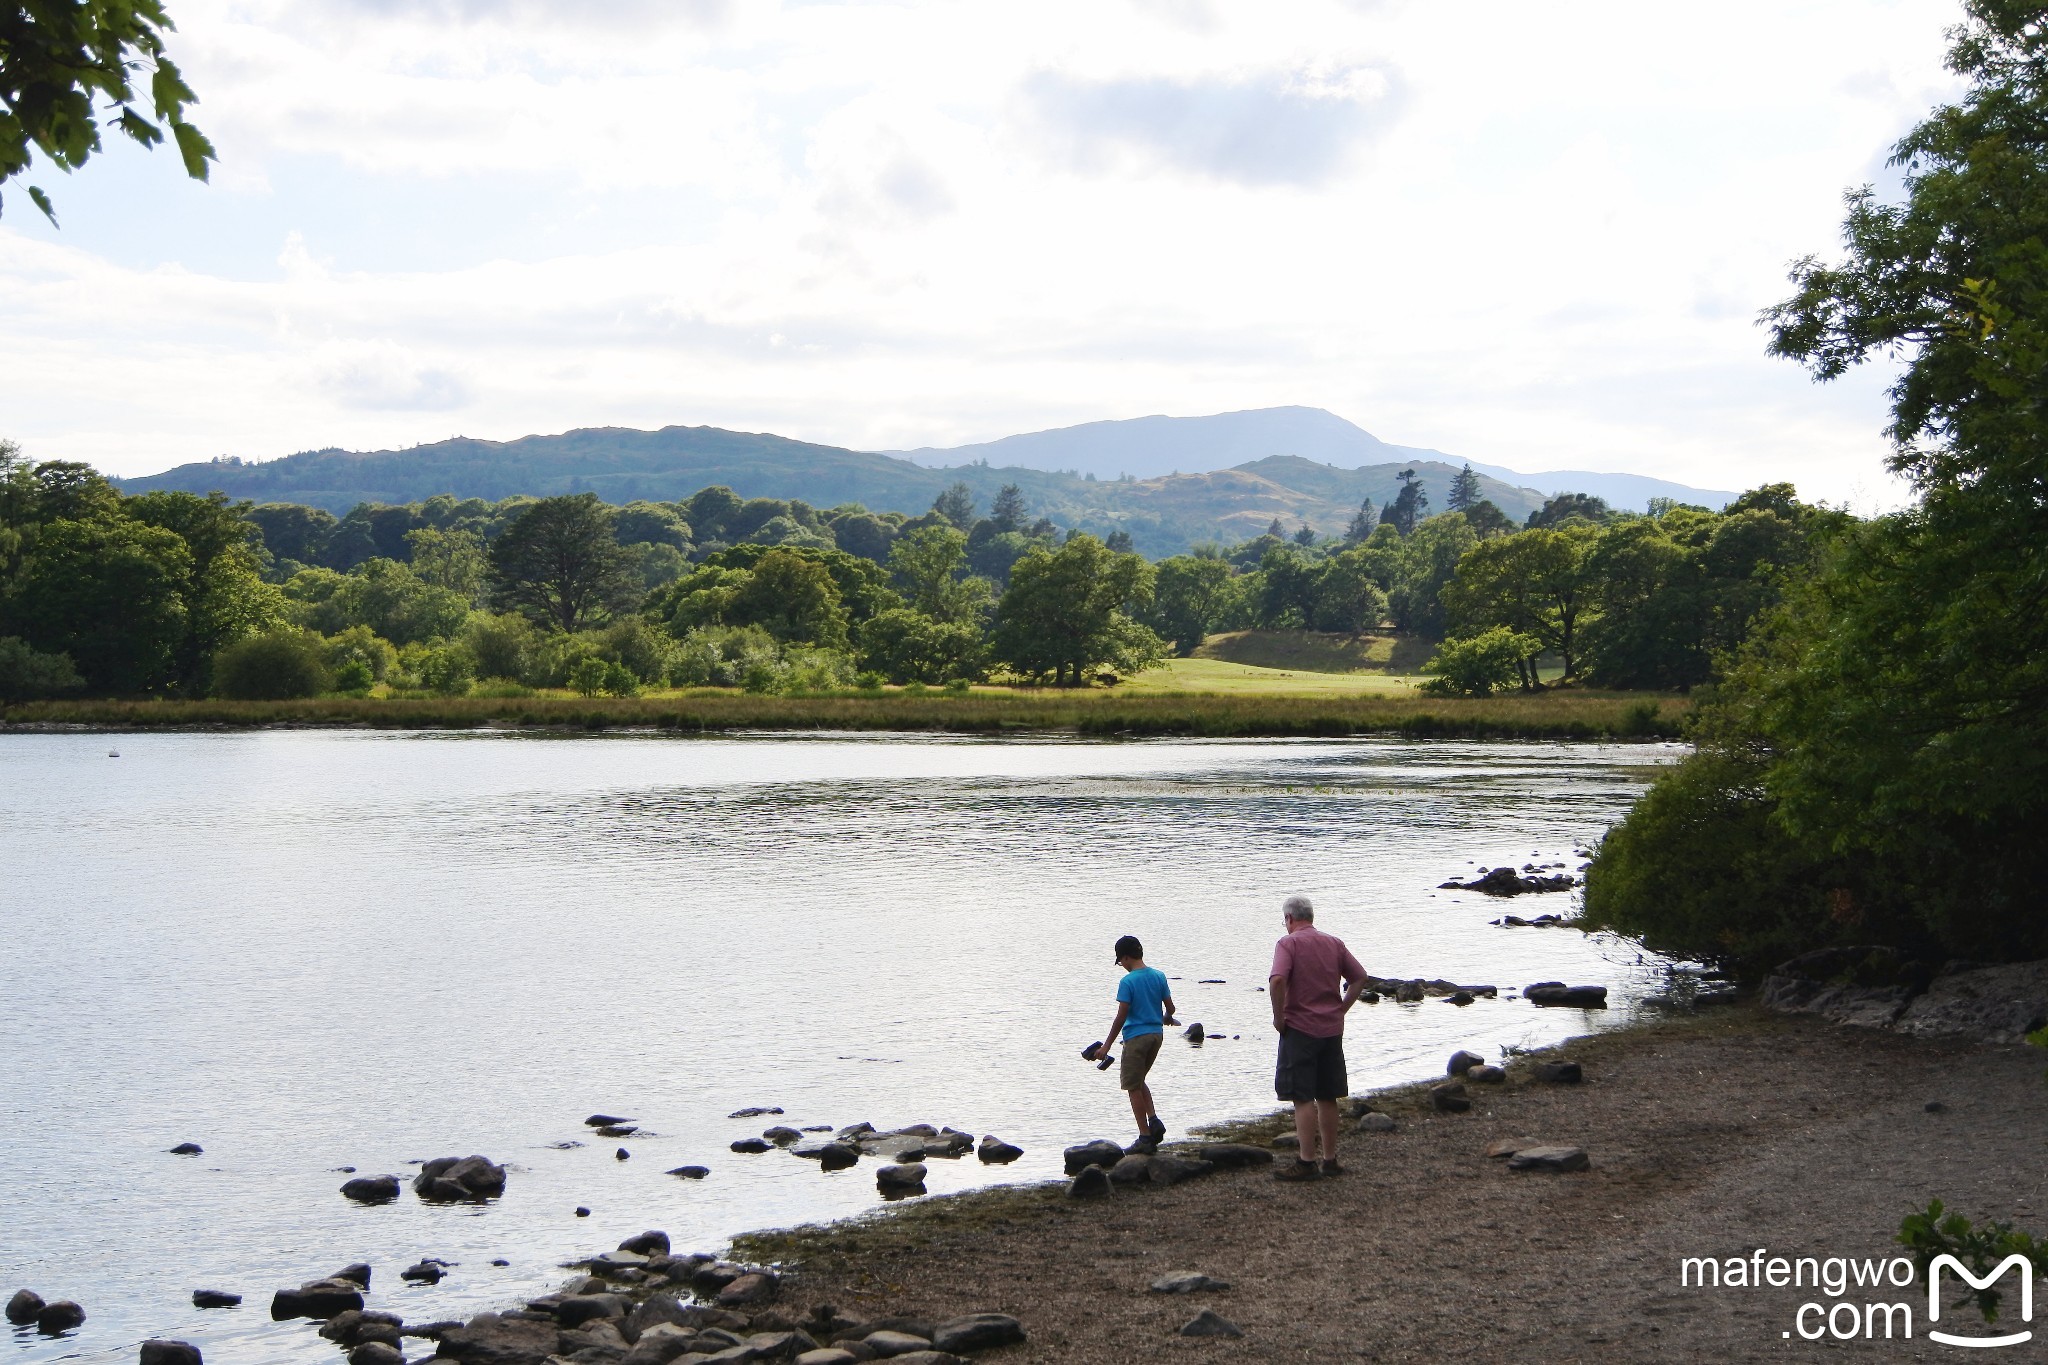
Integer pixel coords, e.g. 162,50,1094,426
1116,966,1171,1038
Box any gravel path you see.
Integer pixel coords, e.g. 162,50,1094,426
748,1009,2048,1363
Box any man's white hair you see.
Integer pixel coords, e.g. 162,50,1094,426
1282,895,1314,922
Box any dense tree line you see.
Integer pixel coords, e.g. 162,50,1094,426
1584,1,2048,974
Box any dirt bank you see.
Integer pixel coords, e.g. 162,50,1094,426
733,1009,2048,1363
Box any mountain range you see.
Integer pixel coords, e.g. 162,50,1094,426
117,408,1737,558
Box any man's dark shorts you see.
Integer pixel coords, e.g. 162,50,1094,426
1275,1027,1347,1102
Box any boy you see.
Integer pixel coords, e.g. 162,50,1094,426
1096,934,1173,1152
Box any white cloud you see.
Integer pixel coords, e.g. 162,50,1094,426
0,0,1965,508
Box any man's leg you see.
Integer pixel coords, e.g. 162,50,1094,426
1292,1099,1319,1154
1315,1098,1340,1161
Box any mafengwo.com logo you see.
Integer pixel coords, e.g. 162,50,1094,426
1679,1249,2036,1347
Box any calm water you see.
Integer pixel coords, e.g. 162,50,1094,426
0,731,1679,1363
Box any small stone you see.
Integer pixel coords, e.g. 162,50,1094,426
1526,984,1608,1008
730,1138,773,1154
1467,1064,1506,1083
6,1290,45,1325
139,1342,204,1365
1179,1309,1243,1338
1447,1050,1485,1076
169,1142,203,1156
1270,1133,1299,1149
342,1175,402,1204
1925,1100,1947,1113
864,1329,934,1356
668,1165,710,1179
1533,1060,1583,1084
1507,1144,1590,1173
616,1147,631,1160
1062,1139,1124,1174
930,1314,1024,1353
1150,1271,1231,1294
35,1300,86,1334
491,1259,510,1267
1067,1166,1112,1198
191,1290,241,1309
1431,1081,1471,1113
1485,1137,1537,1158
795,1351,858,1365
1355,1112,1396,1133
976,1137,1023,1164
575,1207,591,1217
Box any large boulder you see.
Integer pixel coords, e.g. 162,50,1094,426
1447,1049,1485,1076
1146,1154,1215,1186
342,1175,401,1205
619,1231,672,1257
139,1343,204,1365
1067,1166,1112,1199
1893,960,2048,1044
1062,1140,1124,1175
930,1314,1024,1353
271,1282,363,1320
876,1163,928,1192
1758,946,1930,1029
435,1312,560,1365
1107,1154,1153,1184
413,1155,506,1203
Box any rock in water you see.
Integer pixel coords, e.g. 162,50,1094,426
139,1342,203,1365
1183,1022,1205,1042
333,1265,372,1289
1151,1271,1231,1294
618,1231,671,1256
346,1344,401,1365
1526,984,1608,1008
1447,1050,1485,1076
730,1138,773,1155
341,1175,401,1204
931,1314,1025,1352
728,1106,784,1118
976,1137,1023,1164
191,1290,240,1309
584,1114,632,1127
35,1301,85,1334
1067,1166,1112,1198
667,1165,710,1179
876,1163,928,1192
270,1281,364,1320
763,1126,803,1145
1533,1060,1584,1084
400,1261,443,1284
5,1290,44,1325
616,1148,631,1161
1179,1309,1243,1338
168,1143,202,1156
595,1124,637,1138
817,1143,860,1171
1507,1145,1590,1173
412,1155,506,1202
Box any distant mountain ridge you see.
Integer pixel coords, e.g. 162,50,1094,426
115,408,1735,558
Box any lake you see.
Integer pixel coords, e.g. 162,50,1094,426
0,730,1680,1362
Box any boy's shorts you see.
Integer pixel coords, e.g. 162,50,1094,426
1119,1031,1164,1090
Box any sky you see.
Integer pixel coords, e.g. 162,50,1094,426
0,0,1965,507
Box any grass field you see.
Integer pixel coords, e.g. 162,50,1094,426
1192,629,1438,674
0,687,1690,739
1120,657,1422,695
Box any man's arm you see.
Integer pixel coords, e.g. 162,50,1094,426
1269,975,1288,1032
1339,951,1369,1013
1101,1001,1130,1054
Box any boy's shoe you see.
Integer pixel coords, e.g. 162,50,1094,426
1124,1135,1160,1156
1147,1115,1166,1141
1319,1159,1345,1177
1272,1158,1321,1182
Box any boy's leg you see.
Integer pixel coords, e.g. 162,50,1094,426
1315,1098,1340,1160
1126,1082,1155,1133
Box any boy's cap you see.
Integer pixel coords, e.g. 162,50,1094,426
1114,934,1143,961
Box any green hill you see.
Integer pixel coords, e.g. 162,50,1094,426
116,424,1548,556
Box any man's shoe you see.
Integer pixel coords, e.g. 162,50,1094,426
1319,1159,1344,1177
1124,1135,1160,1156
1147,1115,1166,1141
1272,1158,1321,1182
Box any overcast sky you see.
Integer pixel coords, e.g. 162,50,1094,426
0,0,1962,505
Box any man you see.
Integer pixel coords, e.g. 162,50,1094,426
1268,894,1367,1180
1096,934,1173,1152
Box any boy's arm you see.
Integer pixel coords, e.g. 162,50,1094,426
1101,1001,1130,1054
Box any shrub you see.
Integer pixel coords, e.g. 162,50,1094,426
322,625,397,682
671,625,781,688
1420,627,1538,697
416,643,477,697
331,657,375,694
0,636,85,701
570,656,609,697
599,661,640,697
212,631,332,700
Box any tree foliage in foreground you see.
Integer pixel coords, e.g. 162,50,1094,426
1587,0,2048,971
0,0,216,223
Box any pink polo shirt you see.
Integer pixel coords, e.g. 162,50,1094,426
1270,923,1366,1038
